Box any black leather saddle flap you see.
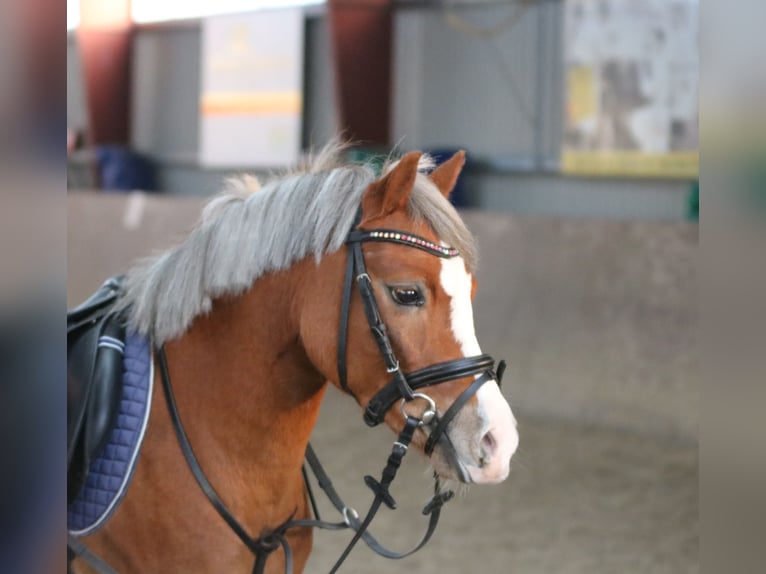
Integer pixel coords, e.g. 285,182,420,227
68,276,125,335
67,276,128,504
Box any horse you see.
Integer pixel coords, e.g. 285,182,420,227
67,144,519,573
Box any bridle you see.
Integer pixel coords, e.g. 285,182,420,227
339,211,506,452
68,210,506,574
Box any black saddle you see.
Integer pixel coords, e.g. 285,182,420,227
67,276,128,504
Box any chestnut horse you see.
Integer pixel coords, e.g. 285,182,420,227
71,146,518,573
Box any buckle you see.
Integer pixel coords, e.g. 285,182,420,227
342,506,360,528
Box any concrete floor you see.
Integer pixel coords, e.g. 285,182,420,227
304,388,698,574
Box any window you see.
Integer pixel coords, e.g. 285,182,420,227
67,0,79,30
132,0,324,25
68,0,324,29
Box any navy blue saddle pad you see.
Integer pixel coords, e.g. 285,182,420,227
68,333,153,535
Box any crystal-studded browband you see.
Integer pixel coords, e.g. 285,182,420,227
346,229,460,258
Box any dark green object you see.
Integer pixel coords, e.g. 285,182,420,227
686,180,699,221
346,147,390,176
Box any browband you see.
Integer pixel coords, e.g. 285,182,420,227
347,229,460,259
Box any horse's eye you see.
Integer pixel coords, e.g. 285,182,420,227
389,286,424,306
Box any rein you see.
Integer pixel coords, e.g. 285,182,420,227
155,347,449,574
68,213,506,574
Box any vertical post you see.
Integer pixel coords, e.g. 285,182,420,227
78,0,133,146
328,0,393,146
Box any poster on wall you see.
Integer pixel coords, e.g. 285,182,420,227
562,0,698,178
199,9,304,168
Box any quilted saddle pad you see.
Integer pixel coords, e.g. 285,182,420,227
67,333,153,536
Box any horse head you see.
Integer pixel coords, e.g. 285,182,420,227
299,151,518,484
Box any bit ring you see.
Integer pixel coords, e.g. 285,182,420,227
400,393,437,426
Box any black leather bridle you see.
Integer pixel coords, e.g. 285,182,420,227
68,211,506,574
339,211,506,453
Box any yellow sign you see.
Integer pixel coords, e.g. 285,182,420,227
562,0,698,179
562,151,699,179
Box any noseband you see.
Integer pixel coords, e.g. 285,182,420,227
338,211,506,455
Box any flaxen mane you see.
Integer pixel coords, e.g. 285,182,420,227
119,143,477,344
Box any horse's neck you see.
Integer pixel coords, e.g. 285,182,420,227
161,268,327,524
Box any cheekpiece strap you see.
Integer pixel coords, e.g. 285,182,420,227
347,229,459,259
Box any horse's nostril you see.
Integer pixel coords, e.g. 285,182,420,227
479,431,497,468
481,431,496,451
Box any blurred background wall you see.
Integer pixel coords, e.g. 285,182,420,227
67,2,692,219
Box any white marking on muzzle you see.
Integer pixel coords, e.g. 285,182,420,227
439,256,518,483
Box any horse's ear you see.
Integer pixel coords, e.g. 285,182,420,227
429,151,466,198
362,151,422,223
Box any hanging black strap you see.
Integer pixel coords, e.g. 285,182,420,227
302,464,321,522
326,416,416,573
157,346,296,574
157,347,262,553
309,427,452,550
304,440,449,559
157,345,449,574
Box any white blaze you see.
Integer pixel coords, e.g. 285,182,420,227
439,256,518,483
